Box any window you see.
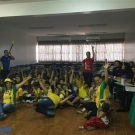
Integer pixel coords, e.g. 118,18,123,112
37,41,124,62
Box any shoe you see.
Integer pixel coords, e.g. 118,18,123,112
116,108,126,112
22,100,26,103
87,126,96,131
26,100,32,103
76,110,83,114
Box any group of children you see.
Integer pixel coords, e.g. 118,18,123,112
0,63,112,131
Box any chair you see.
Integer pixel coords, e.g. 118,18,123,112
113,87,117,100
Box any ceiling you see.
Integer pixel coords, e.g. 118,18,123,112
0,0,53,5
0,0,135,41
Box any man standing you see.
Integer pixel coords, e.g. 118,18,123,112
0,50,15,85
82,46,94,87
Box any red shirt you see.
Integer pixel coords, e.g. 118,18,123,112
83,58,93,73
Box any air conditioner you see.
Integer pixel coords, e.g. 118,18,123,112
58,37,71,41
86,36,100,41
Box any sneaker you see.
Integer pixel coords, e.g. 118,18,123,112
26,100,31,103
76,110,83,114
22,100,26,103
116,108,126,112
87,126,96,131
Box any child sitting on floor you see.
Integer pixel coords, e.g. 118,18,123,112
79,101,111,131
76,82,96,114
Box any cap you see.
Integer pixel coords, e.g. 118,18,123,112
4,78,13,83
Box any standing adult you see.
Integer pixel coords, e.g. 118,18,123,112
0,50,15,85
82,46,94,87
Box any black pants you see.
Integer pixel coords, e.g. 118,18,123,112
86,108,98,120
82,102,98,120
36,97,55,117
119,90,134,110
83,72,93,87
82,102,96,111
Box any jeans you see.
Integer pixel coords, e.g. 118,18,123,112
36,97,55,117
0,102,16,114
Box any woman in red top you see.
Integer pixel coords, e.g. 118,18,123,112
82,46,95,87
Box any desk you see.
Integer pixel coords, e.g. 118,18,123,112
114,82,134,87
113,78,121,82
125,86,135,92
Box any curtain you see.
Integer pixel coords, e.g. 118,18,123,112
37,41,124,62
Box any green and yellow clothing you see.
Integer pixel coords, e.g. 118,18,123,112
2,86,17,105
47,92,60,108
95,81,109,108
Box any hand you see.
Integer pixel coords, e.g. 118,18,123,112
37,74,41,80
8,51,11,55
92,46,94,49
35,69,37,73
71,67,74,73
67,94,73,99
27,74,32,80
41,70,44,74
79,71,82,76
65,69,67,73
99,99,106,102
103,62,110,69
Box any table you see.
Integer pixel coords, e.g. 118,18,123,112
125,86,135,92
113,78,121,82
114,82,134,87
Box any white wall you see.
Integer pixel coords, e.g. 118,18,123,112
1,0,135,17
124,23,135,62
0,27,37,67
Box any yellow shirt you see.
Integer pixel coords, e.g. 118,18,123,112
16,88,23,100
23,76,28,85
3,90,13,104
75,78,81,87
78,85,88,98
33,88,41,96
96,81,109,108
47,92,60,108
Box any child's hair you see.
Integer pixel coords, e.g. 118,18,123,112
33,82,39,87
45,80,50,86
94,74,102,79
101,102,111,117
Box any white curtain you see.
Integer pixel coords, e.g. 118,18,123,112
38,41,124,62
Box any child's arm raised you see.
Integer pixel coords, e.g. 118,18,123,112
37,75,48,95
16,75,32,89
103,61,110,84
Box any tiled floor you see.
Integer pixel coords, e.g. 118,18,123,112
0,102,135,135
